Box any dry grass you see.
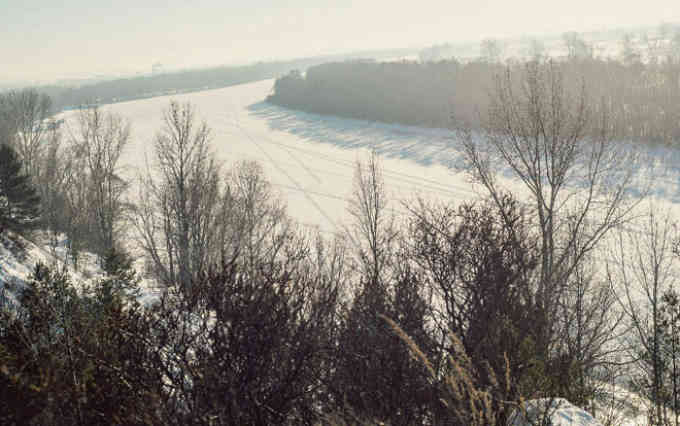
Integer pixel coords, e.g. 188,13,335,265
381,314,514,426
323,315,577,425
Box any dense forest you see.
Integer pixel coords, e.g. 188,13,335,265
268,60,499,128
1,57,680,425
268,43,680,145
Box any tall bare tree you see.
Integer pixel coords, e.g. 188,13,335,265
333,153,436,424
61,145,94,268
554,252,626,408
33,125,73,252
0,96,14,146
608,207,678,425
73,107,130,257
460,60,641,358
2,89,52,180
135,101,221,290
621,33,641,65
525,38,546,61
216,160,293,271
346,151,398,288
481,38,504,63
563,32,593,60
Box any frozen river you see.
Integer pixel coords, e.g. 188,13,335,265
62,79,478,235
60,78,680,241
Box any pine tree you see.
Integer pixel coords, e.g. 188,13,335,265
0,143,40,235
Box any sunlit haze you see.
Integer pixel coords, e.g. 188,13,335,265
2,0,679,83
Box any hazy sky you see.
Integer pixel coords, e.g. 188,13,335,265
2,0,679,83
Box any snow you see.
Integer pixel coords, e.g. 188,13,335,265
58,79,474,237
0,232,104,303
592,383,654,426
55,79,680,239
508,398,602,426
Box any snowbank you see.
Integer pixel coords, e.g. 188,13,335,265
507,398,602,426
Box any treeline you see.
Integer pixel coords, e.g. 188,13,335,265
268,60,497,129
1,63,680,425
41,62,283,110
268,57,680,145
32,48,419,113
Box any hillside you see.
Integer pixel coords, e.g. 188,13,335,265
0,232,104,302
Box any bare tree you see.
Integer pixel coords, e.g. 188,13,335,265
135,101,221,290
332,153,436,424
671,30,680,62
33,125,73,252
2,89,52,180
608,207,678,425
0,95,15,146
406,194,539,417
525,38,546,61
563,32,593,60
73,107,130,257
621,33,641,65
460,60,641,359
481,38,504,63
346,151,398,288
61,146,94,269
139,159,345,424
216,160,296,273
555,253,626,408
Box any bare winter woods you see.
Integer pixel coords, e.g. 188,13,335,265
2,48,680,425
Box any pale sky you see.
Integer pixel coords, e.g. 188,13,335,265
1,0,679,84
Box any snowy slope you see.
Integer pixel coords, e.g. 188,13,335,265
508,398,602,426
0,234,40,299
0,232,104,303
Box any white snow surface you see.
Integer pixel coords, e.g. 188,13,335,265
0,232,104,304
508,398,602,426
58,79,475,236
56,79,680,239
